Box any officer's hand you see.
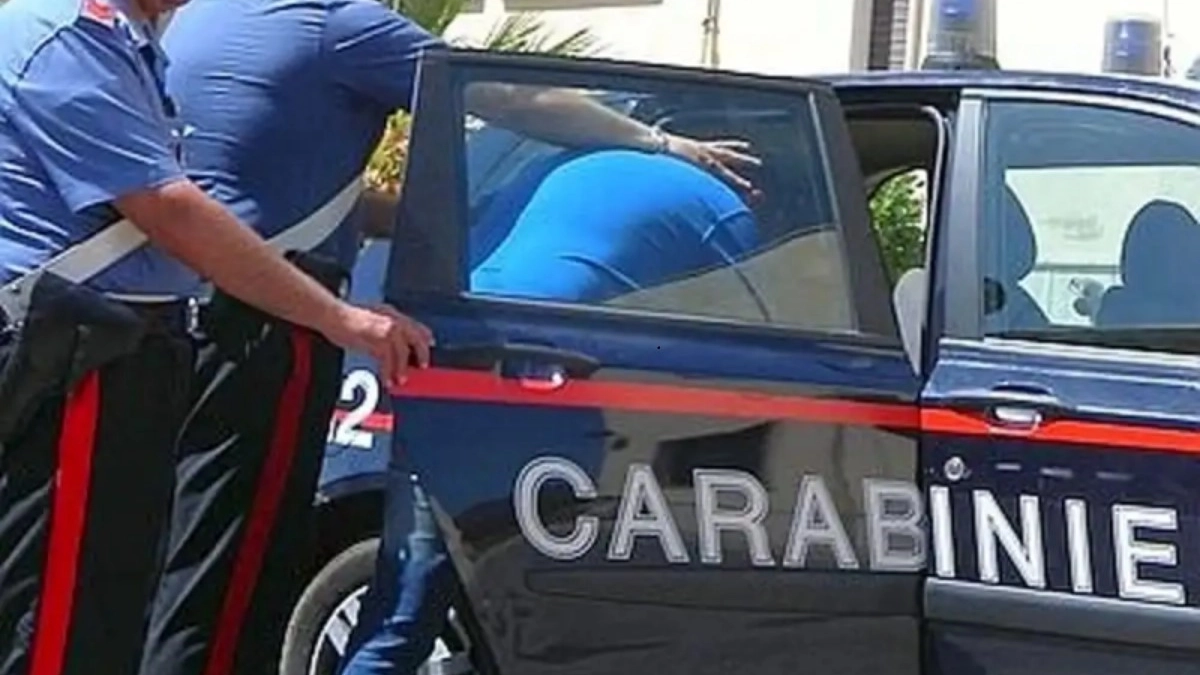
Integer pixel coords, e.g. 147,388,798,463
665,134,763,199
324,303,435,390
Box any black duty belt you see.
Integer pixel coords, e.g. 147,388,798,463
286,250,351,296
117,299,193,337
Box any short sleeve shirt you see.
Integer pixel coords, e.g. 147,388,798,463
0,0,196,295
470,150,760,302
161,0,444,273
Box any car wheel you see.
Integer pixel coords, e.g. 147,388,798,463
279,537,472,675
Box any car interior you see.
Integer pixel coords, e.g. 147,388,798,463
602,96,856,325
461,87,951,354
842,104,944,371
1094,199,1200,327
986,103,1200,351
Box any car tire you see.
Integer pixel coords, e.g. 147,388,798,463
280,537,378,675
280,537,473,675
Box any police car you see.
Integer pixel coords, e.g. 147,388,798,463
286,14,1200,675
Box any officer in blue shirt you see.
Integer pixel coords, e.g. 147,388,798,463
142,4,760,675
0,1,434,674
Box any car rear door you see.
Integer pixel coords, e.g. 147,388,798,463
386,50,924,675
922,88,1200,675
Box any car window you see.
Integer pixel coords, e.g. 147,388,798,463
979,100,1200,351
462,78,863,334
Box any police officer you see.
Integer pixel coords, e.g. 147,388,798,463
0,1,433,675
138,3,760,675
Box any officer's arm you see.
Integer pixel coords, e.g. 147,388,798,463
463,84,665,153
323,2,665,155
115,183,348,330
116,184,435,385
10,23,366,344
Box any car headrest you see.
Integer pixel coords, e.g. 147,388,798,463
1120,200,1200,293
983,187,1037,283
892,267,927,374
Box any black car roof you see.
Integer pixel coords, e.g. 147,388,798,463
821,69,1200,112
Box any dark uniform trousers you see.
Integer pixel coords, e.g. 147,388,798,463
140,252,346,675
0,273,194,675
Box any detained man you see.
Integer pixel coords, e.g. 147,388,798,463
341,145,764,675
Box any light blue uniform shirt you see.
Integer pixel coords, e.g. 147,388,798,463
161,0,444,273
0,0,197,296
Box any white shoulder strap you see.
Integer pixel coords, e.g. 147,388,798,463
267,176,364,252
0,176,364,324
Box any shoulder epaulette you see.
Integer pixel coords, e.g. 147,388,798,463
79,0,117,28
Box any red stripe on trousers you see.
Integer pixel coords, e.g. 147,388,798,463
203,330,313,675
29,371,102,675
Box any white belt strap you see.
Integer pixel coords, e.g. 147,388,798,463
0,176,364,325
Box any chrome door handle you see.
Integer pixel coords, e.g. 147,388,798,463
939,382,1071,431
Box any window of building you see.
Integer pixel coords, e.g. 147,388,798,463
979,100,1200,351
462,80,862,334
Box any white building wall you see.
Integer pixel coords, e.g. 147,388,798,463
445,0,711,66
716,0,871,75
445,0,1200,81
444,0,870,75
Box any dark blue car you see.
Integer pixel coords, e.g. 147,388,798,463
285,49,1200,675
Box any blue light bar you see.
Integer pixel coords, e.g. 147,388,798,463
1102,16,1163,76
923,0,998,70
1187,56,1200,81
936,0,978,27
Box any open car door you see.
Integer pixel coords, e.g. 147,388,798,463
384,49,925,675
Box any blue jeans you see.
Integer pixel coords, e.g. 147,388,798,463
338,467,456,675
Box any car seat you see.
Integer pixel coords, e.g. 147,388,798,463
1094,200,1200,327
982,187,1050,334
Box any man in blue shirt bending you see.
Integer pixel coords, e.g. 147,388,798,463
143,3,760,675
342,147,762,675
472,149,759,301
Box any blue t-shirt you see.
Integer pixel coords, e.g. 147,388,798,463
161,0,444,272
470,149,759,301
0,0,196,295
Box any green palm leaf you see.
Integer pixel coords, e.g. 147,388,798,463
386,0,468,36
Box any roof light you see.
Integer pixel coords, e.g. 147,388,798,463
1187,55,1200,81
1102,15,1164,76
921,0,999,70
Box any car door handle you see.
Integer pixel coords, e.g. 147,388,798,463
938,383,1072,431
433,342,600,380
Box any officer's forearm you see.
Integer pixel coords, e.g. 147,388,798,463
465,83,660,152
116,180,348,336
